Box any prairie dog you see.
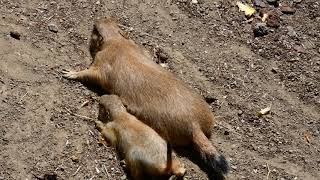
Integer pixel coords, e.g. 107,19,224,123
63,18,229,177
96,95,185,180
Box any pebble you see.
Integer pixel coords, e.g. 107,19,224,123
280,5,296,14
10,31,21,40
254,0,267,8
293,45,305,53
48,23,59,33
266,0,279,5
253,23,269,37
294,0,302,3
191,0,198,4
108,154,113,160
267,11,280,28
120,175,127,180
71,155,79,163
287,26,297,38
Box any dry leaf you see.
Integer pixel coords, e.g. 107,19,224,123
257,106,271,117
304,132,312,143
236,1,256,17
262,13,269,22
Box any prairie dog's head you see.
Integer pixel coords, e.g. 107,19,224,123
90,18,126,57
98,95,126,121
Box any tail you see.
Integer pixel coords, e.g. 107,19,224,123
165,142,173,173
193,127,230,179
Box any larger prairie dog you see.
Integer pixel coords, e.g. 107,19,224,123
63,18,229,178
96,95,185,180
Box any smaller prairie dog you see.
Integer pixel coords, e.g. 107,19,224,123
96,95,186,180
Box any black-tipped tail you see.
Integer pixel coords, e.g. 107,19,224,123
193,128,230,179
206,153,230,175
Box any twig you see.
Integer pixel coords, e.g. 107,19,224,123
65,107,95,121
72,166,81,176
19,92,28,102
103,164,110,178
89,175,95,180
79,100,90,109
266,163,271,180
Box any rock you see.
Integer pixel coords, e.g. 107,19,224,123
254,0,267,8
287,26,297,38
204,94,217,104
108,154,113,160
10,31,21,40
120,175,127,180
71,155,79,163
271,67,278,74
280,5,296,14
294,0,302,3
48,23,59,33
253,23,269,37
237,110,243,116
191,0,198,4
267,11,280,28
266,0,279,5
293,45,305,53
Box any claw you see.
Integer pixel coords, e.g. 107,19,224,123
62,69,78,79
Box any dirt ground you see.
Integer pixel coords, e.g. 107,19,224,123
0,0,319,179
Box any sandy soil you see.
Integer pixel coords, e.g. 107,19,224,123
0,0,319,179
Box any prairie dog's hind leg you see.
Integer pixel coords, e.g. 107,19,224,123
62,67,100,84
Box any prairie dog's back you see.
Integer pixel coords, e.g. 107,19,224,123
113,113,168,158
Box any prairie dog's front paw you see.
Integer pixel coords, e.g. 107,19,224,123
62,69,79,79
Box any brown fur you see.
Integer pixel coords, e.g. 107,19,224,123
62,18,229,176
96,95,185,180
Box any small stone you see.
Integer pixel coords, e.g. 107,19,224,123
267,11,280,28
293,0,302,3
204,94,217,104
237,110,243,116
71,155,79,163
280,5,296,14
254,0,267,8
253,23,268,37
120,175,127,180
271,67,278,73
48,23,59,33
293,45,305,53
191,0,198,4
231,165,237,170
108,154,113,160
10,31,21,40
267,0,279,6
287,26,297,38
